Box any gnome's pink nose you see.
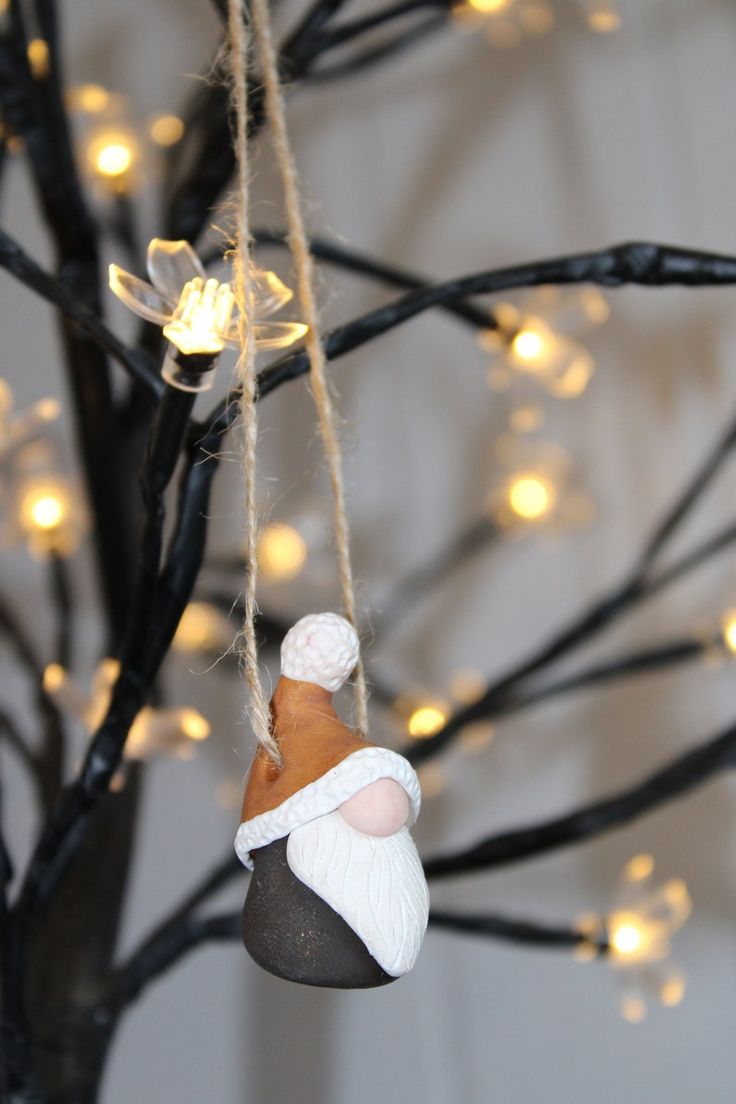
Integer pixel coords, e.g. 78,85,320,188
339,778,410,837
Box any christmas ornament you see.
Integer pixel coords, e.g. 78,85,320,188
235,613,429,988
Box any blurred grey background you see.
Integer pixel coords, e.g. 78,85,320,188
2,0,736,1101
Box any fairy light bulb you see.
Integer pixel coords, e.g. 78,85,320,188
468,0,512,11
624,853,654,882
27,38,49,78
163,277,235,356
586,3,621,32
111,238,306,393
512,329,545,362
507,472,555,520
87,131,137,187
42,658,210,763
620,994,647,1024
18,477,74,554
180,709,210,742
609,915,645,958
36,397,61,423
94,141,132,178
43,663,90,719
43,663,65,693
257,523,307,583
509,319,557,372
407,703,449,739
595,857,691,1019
720,610,736,653
149,114,184,147
67,84,110,114
28,491,64,529
127,705,211,758
660,972,686,1007
173,603,226,653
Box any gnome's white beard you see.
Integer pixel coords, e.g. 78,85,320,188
286,810,429,977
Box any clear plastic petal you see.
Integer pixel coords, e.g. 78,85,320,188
253,321,309,350
108,264,175,325
146,238,205,301
223,319,308,351
250,267,294,316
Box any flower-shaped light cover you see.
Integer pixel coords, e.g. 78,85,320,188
480,284,609,401
486,433,594,535
0,399,86,560
0,379,60,466
0,378,61,544
395,668,493,799
576,854,691,1023
453,0,620,47
68,86,185,195
43,659,210,766
109,239,308,391
453,0,556,51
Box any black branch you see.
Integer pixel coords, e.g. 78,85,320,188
111,902,602,1010
251,228,497,329
0,228,159,395
428,910,607,953
405,511,736,766
249,240,736,401
422,720,736,879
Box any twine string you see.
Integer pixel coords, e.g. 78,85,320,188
248,0,369,737
227,0,369,749
227,0,282,766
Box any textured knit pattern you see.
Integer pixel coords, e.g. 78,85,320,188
234,746,422,869
280,613,360,693
287,813,429,976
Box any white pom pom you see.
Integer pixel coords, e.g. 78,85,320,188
280,612,360,692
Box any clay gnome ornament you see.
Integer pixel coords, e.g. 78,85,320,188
235,613,429,988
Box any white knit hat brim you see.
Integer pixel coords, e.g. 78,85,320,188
234,746,422,870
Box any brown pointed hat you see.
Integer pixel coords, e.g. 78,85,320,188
234,613,421,869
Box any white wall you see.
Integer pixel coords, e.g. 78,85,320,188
2,1,736,1101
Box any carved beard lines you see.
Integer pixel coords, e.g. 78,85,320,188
287,810,430,976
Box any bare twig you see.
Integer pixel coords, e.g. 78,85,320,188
111,854,242,1009
112,902,602,1010
111,913,241,1009
251,228,497,329
422,719,736,879
0,228,159,395
407,515,736,765
428,910,607,953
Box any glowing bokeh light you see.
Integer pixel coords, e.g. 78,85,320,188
507,472,554,520
149,114,184,147
27,38,49,78
163,277,235,356
624,853,654,882
467,0,511,11
407,703,449,739
257,523,308,583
